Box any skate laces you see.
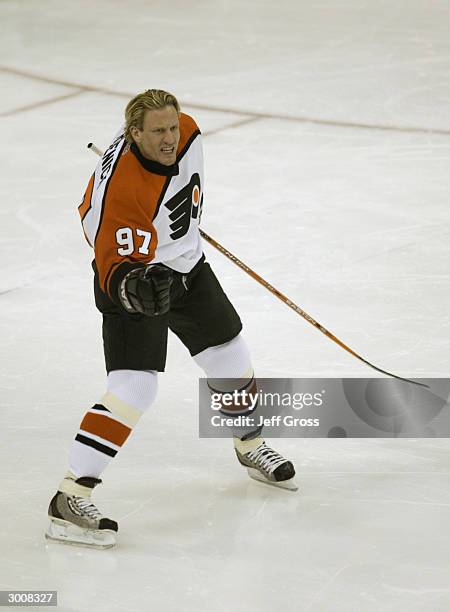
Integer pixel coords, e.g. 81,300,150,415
247,443,287,474
72,496,102,520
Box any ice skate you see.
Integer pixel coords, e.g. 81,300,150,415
234,437,298,491
45,473,118,549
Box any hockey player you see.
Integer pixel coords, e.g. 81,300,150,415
45,89,296,549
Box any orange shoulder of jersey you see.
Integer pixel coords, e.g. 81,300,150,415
178,112,201,153
77,113,202,297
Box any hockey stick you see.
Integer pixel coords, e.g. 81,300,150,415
87,142,427,389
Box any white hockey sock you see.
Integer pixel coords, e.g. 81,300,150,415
67,370,158,479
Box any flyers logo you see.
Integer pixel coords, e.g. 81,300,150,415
165,173,203,240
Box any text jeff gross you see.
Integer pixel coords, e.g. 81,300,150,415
211,415,320,427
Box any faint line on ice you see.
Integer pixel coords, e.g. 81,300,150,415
1,65,450,136
304,563,355,612
0,89,86,117
203,116,262,137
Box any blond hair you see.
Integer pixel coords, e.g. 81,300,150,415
124,89,180,143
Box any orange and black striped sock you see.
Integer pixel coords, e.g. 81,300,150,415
68,391,143,478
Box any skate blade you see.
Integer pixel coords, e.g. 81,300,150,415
246,468,299,492
45,518,116,549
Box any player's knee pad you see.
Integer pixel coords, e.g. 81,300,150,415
106,369,158,414
193,333,252,379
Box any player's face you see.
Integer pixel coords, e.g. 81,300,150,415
132,105,180,165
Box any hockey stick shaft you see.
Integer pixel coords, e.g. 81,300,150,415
87,142,426,388
199,231,427,387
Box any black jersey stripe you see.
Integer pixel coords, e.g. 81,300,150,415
75,434,117,457
151,174,173,222
177,129,200,165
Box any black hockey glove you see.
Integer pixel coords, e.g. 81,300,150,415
119,264,173,316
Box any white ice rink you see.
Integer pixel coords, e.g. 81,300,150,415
1,1,450,610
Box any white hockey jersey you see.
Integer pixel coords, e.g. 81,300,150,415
78,112,204,297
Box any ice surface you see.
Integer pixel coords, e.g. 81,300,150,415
1,1,450,610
